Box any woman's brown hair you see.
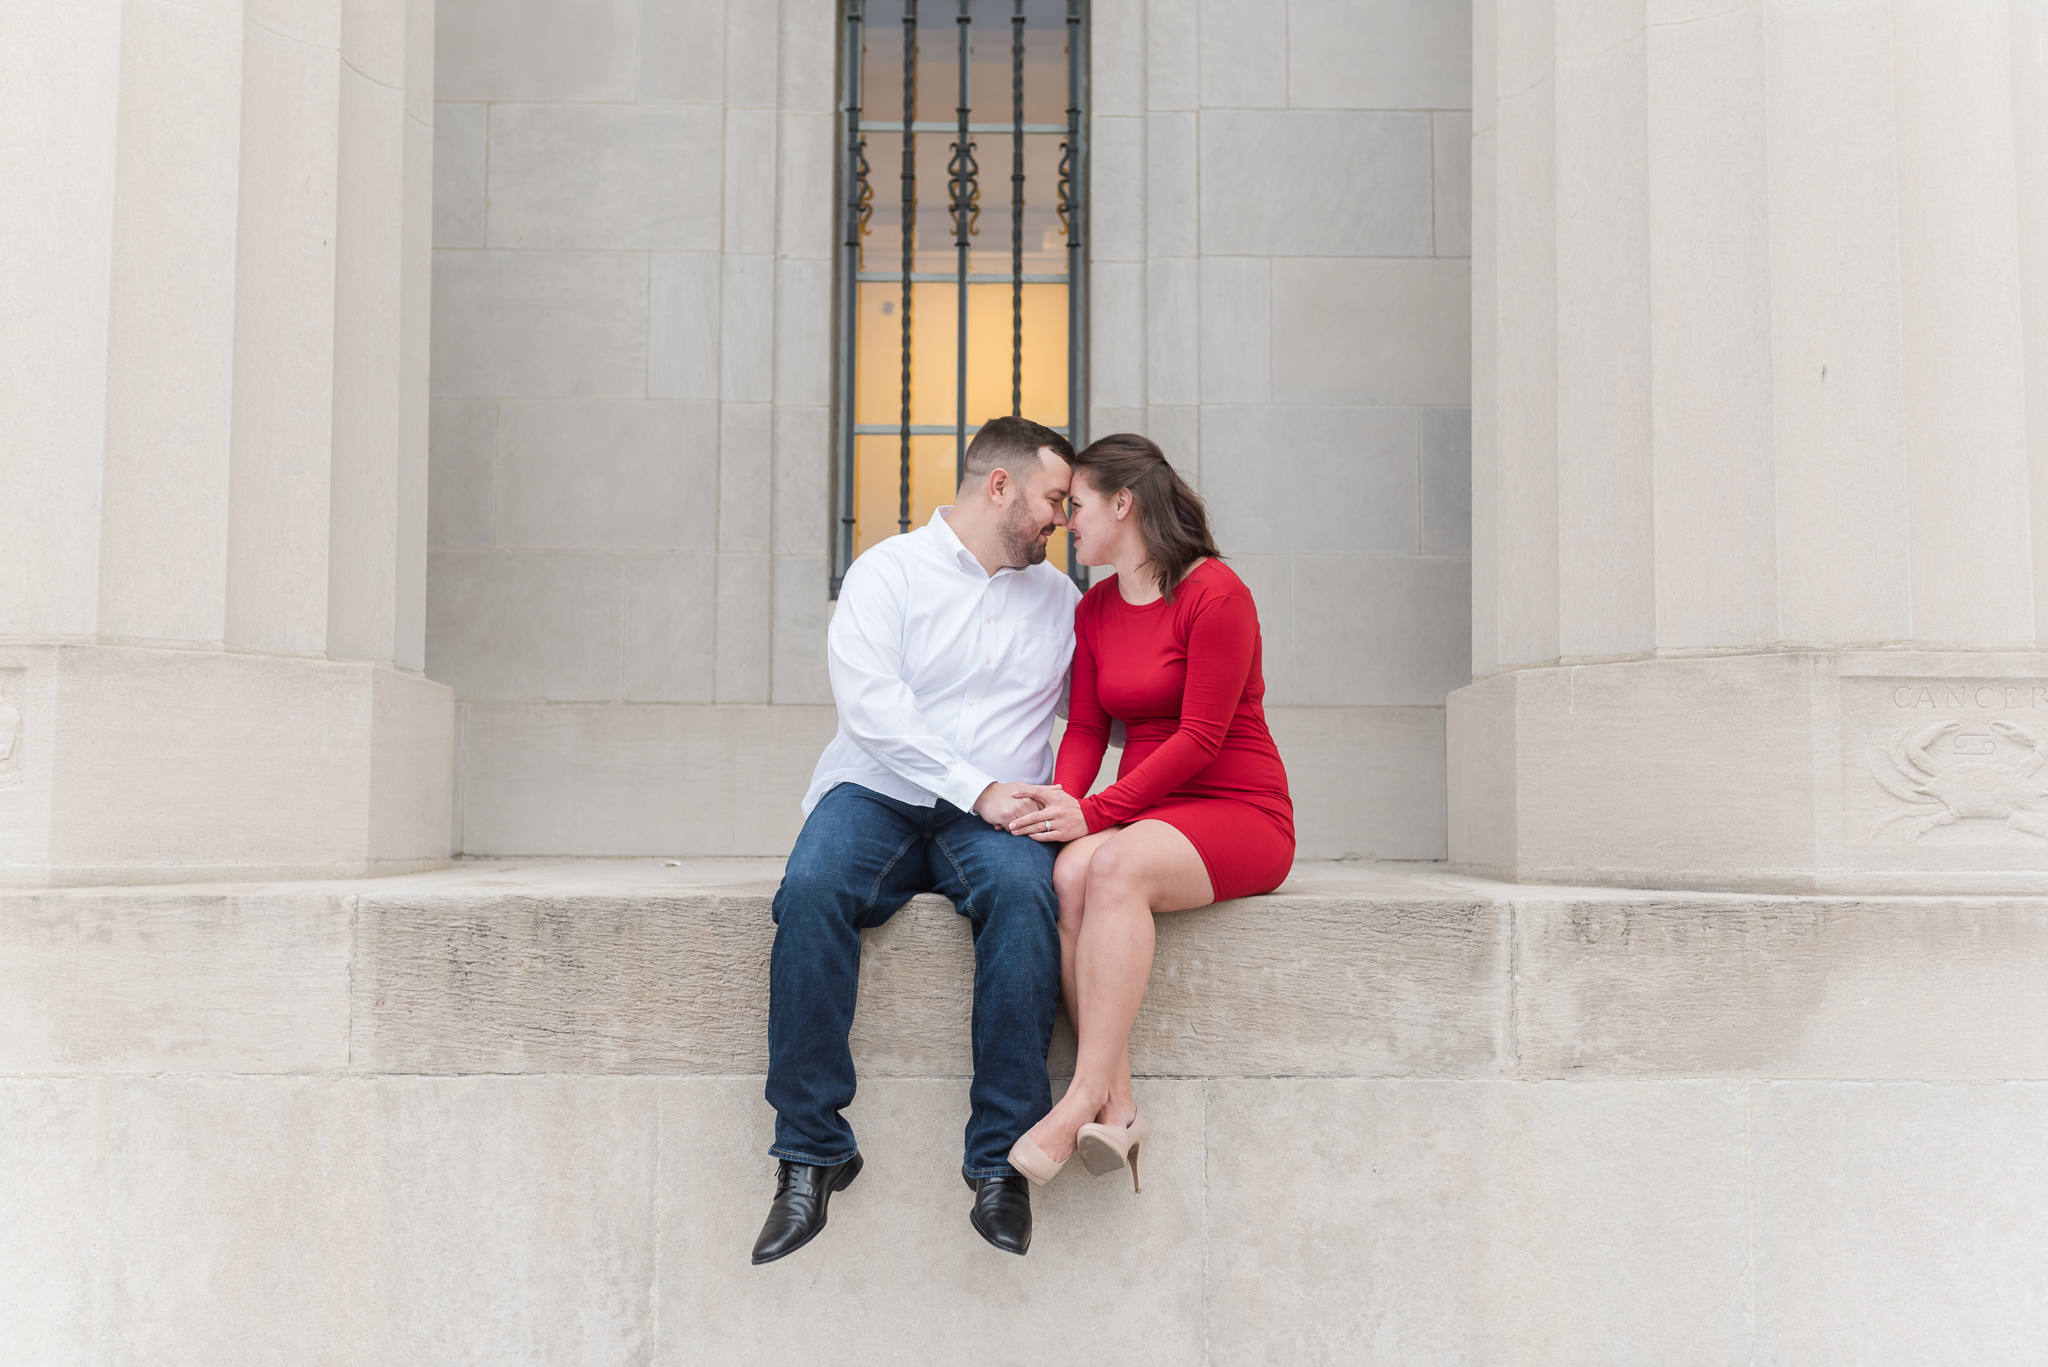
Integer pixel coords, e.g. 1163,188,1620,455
1073,433,1222,602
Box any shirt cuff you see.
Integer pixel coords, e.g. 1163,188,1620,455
940,761,1000,815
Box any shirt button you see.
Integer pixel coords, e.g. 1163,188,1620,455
967,699,976,707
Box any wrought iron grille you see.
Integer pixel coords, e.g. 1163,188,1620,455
833,0,1089,593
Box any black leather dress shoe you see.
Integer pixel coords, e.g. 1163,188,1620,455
751,1153,863,1265
963,1166,1032,1256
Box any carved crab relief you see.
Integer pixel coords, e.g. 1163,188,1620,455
1871,719,2048,841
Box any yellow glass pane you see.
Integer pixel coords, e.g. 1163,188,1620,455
854,281,1069,433
854,434,1070,573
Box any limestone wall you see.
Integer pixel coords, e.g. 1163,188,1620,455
424,0,1475,862
6,860,2047,1361
0,0,453,886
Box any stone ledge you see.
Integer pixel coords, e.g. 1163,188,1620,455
7,860,2048,1080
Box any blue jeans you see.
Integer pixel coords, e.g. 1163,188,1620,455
767,782,1060,1179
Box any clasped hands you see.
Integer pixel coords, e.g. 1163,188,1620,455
971,782,1087,842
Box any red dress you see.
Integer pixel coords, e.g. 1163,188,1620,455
1054,559,1295,900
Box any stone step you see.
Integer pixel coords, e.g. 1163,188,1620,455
7,860,2048,1080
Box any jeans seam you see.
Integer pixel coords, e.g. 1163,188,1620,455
862,827,924,920
770,1144,858,1166
930,829,980,922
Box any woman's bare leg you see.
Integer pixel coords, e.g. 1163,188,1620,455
1051,832,1134,1126
1022,820,1212,1159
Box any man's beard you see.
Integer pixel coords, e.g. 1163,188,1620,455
999,503,1054,566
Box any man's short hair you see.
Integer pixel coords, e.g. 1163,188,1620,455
960,416,1075,487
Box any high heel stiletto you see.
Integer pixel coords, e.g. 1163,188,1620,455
1006,1132,1071,1186
1074,1111,1149,1192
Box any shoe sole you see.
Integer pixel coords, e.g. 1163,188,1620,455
1075,1132,1128,1177
750,1154,863,1266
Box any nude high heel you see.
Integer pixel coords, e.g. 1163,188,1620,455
1006,1132,1070,1186
1074,1111,1149,1192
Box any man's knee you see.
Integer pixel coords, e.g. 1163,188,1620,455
771,851,865,930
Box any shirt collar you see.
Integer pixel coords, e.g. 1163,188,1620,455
929,506,1015,579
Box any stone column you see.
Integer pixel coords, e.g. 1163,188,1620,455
0,0,451,886
1453,0,2048,893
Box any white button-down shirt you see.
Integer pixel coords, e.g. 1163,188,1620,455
802,507,1081,815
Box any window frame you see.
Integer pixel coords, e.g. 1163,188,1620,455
831,0,1090,595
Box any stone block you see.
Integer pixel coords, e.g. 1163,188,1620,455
1146,0,1199,111
327,62,408,666
1268,705,1449,861
434,0,637,102
431,249,648,398
777,0,837,117
1088,115,1146,263
0,0,120,637
1144,256,1198,406
224,17,342,657
1144,110,1198,259
1420,406,1471,556
655,1077,1207,1359
1205,1079,1747,1365
773,256,832,407
455,702,837,855
1291,555,1472,706
95,0,243,646
1200,404,1419,557
713,552,771,703
1199,0,1286,108
0,643,450,886
1433,110,1472,255
771,403,832,557
1515,896,2048,1080
722,105,776,253
1198,257,1271,404
431,100,484,248
486,103,723,251
494,399,719,551
724,0,780,108
99,1076,658,1365
639,0,724,102
1091,0,1146,117
623,553,718,703
649,251,721,401
0,1080,104,1367
1272,257,1471,404
341,0,406,89
1226,553,1293,704
1202,110,1435,256
772,555,834,704
1645,1,1777,649
775,112,835,260
1288,0,1474,110
719,402,773,553
0,891,349,1072
1089,261,1147,412
353,889,775,1071
1146,404,1200,485
425,549,624,701
427,397,494,549
1753,1082,2048,1366
720,254,775,403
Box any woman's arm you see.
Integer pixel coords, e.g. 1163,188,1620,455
1051,602,1109,796
1078,588,1257,832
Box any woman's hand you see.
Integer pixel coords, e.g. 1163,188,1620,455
1007,784,1085,841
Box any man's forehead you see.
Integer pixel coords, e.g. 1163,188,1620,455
1027,447,1072,492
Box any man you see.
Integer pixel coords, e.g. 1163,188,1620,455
752,416,1079,1264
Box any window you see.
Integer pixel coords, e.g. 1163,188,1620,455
833,0,1089,592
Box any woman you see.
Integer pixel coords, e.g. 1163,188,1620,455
1003,433,1294,1190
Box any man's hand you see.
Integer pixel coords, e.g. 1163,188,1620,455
1006,784,1085,842
974,782,1047,831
